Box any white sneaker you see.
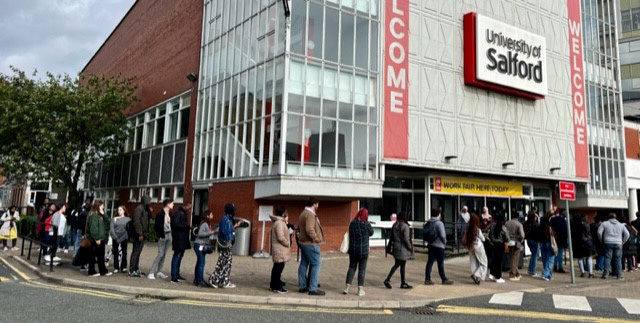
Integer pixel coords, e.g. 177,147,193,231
44,255,51,262
11,247,19,251
488,274,496,281
496,278,506,283
113,269,119,273
343,286,350,295
53,256,61,262
147,273,156,280
358,288,365,297
91,273,100,277
105,272,113,276
156,272,168,279
222,283,236,289
3,247,8,251
63,249,69,254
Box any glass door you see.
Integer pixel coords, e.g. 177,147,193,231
510,199,531,221
486,197,509,220
191,189,209,240
459,196,485,215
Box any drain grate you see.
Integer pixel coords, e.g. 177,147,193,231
413,306,437,316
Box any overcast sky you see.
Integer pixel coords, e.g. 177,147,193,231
0,0,134,77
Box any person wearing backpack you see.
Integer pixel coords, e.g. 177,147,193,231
423,209,453,285
384,212,413,289
109,206,130,274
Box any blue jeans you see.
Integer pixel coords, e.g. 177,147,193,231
193,243,206,284
59,225,71,249
171,250,185,281
554,247,565,270
72,229,81,257
595,255,605,271
425,246,447,282
298,244,322,292
527,240,539,275
603,243,623,278
540,241,554,279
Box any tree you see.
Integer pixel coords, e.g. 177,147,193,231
0,68,137,208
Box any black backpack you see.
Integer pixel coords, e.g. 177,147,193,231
423,221,439,244
126,220,136,239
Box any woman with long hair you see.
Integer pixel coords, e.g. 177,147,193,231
87,201,111,277
209,203,241,288
193,210,214,287
270,206,291,294
109,206,130,273
488,214,510,283
384,211,413,289
344,207,374,296
524,211,541,276
464,214,487,284
539,213,555,281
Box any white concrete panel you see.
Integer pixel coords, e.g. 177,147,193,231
618,298,640,315
489,292,524,306
552,295,592,312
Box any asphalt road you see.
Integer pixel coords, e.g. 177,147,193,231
0,255,638,323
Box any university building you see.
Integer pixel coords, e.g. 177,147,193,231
83,0,628,253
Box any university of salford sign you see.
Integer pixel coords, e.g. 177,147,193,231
464,12,548,100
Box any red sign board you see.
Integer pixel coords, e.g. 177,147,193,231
383,0,409,159
559,181,575,201
567,0,589,178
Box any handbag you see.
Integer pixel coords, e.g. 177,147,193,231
80,236,91,248
202,244,214,254
550,230,558,256
339,232,349,254
385,225,395,254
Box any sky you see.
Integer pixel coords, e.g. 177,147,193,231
0,0,134,77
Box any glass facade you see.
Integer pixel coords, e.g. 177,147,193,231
193,0,380,183
582,0,627,197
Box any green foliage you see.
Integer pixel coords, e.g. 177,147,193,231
145,218,158,243
16,216,37,239
0,68,137,207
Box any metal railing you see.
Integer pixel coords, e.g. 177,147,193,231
19,220,59,272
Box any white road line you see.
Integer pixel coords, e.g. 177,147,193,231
552,294,592,312
618,298,640,315
489,292,524,306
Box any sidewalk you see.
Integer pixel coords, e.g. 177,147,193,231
7,238,640,308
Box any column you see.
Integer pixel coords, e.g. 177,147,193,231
630,188,639,221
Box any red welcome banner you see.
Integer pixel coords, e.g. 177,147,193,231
383,0,409,159
567,0,589,178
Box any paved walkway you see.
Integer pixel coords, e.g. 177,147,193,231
7,238,640,308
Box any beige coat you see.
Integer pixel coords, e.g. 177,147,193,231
270,215,291,263
298,208,325,244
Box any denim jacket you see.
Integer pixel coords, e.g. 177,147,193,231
218,213,235,242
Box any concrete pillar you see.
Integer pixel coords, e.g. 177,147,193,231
630,188,639,221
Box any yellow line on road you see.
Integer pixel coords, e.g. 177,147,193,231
11,274,18,280
0,256,31,281
168,299,393,315
26,280,127,299
0,276,8,282
437,305,640,323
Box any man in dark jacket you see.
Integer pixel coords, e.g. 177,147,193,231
550,211,568,273
631,212,640,269
129,195,152,277
170,203,192,283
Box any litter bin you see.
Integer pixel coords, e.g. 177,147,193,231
232,217,251,256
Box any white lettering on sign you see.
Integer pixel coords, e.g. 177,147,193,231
568,0,588,178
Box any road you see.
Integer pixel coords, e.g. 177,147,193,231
0,255,638,323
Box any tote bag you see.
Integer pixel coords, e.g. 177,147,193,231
339,232,349,254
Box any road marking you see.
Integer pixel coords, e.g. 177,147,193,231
23,281,128,299
0,256,31,281
489,292,524,306
552,294,591,312
437,305,640,323
168,299,393,315
619,298,640,315
0,276,8,282
11,274,18,280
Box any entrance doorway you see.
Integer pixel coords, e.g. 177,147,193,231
191,189,209,240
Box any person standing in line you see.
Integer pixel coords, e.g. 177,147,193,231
424,209,454,285
550,210,568,273
297,197,326,296
210,203,241,289
623,216,638,272
74,204,90,258
86,201,112,277
270,206,291,294
631,212,640,269
488,215,510,283
464,214,488,284
539,214,555,281
47,203,68,263
109,206,130,274
591,215,606,271
39,203,56,259
598,213,630,280
505,214,525,281
571,213,594,278
524,211,541,277
149,199,174,280
0,206,20,251
129,195,152,277
58,206,72,254
343,207,374,296
480,207,493,231
457,206,471,243
170,203,192,283
193,210,214,287
384,211,414,289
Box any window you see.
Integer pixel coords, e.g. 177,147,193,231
161,187,171,200
174,186,184,203
135,115,144,151
129,188,139,202
145,109,156,148
155,108,166,145
150,187,160,202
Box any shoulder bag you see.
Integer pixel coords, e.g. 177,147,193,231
339,231,349,254
385,224,395,255
550,229,558,256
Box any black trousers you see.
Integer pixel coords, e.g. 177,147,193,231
386,259,407,284
89,241,108,275
490,244,504,279
425,246,447,282
129,239,144,273
270,262,285,290
112,240,128,271
346,254,369,286
2,239,17,248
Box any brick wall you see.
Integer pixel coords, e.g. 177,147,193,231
626,127,640,160
207,180,357,253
